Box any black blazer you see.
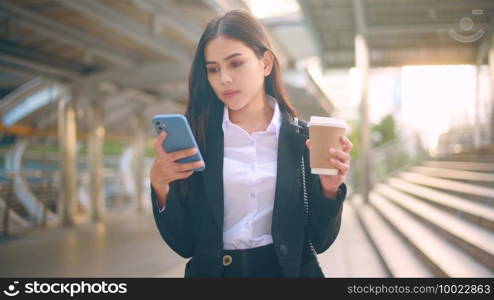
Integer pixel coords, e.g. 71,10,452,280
150,108,347,277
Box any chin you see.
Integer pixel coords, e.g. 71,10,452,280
223,99,248,111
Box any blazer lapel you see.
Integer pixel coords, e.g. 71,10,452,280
201,114,224,230
272,111,308,236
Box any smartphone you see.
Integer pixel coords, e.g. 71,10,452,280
152,114,205,172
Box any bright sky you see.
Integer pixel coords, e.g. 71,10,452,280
323,65,490,151
243,0,301,19
401,65,479,150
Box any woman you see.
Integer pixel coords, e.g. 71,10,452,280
149,10,352,278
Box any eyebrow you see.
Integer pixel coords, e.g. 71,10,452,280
205,53,243,65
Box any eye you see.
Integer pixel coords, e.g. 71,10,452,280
207,67,219,74
231,61,243,68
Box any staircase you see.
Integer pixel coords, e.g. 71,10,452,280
0,167,64,236
0,179,33,236
353,145,494,277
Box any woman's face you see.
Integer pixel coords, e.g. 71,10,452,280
204,36,273,111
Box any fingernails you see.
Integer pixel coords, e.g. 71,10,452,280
329,148,335,154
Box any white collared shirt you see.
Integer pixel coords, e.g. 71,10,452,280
222,95,281,250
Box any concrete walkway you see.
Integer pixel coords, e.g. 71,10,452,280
0,202,386,278
318,202,387,277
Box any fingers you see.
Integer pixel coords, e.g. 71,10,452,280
176,170,194,179
151,135,201,184
174,160,205,172
341,136,353,152
153,132,199,163
329,148,350,163
307,137,351,166
167,147,198,162
153,131,168,157
330,158,349,174
305,139,310,149
306,137,352,157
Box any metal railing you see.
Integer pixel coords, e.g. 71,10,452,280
0,170,56,235
0,166,134,236
349,133,429,192
436,124,491,156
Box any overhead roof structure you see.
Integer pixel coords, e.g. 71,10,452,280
0,0,334,138
298,0,494,69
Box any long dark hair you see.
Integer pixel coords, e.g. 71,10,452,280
178,10,298,196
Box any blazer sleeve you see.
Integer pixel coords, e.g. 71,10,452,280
303,147,347,254
309,178,346,253
150,181,195,258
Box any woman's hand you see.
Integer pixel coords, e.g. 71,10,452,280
305,136,353,199
150,131,205,195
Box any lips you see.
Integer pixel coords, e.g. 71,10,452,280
222,90,240,98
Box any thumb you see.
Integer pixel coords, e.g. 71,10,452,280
154,130,168,156
159,130,167,140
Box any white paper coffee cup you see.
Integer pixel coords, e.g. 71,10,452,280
308,116,348,175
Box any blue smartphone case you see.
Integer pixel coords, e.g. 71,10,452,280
152,114,205,172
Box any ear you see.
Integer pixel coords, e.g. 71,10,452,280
262,50,274,77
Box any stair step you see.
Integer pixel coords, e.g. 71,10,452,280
439,154,494,162
422,161,494,172
399,172,494,199
375,184,494,270
0,199,31,231
369,192,493,277
1,198,30,219
355,197,433,277
411,166,494,184
387,177,494,230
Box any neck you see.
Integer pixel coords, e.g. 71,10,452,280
229,91,274,134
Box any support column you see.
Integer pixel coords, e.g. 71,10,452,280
356,34,371,203
89,100,105,222
489,35,494,145
474,64,481,148
353,0,371,203
131,111,146,213
57,92,77,226
475,33,492,148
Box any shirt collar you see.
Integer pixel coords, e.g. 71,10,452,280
222,94,281,138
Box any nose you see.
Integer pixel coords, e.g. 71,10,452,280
220,70,232,85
